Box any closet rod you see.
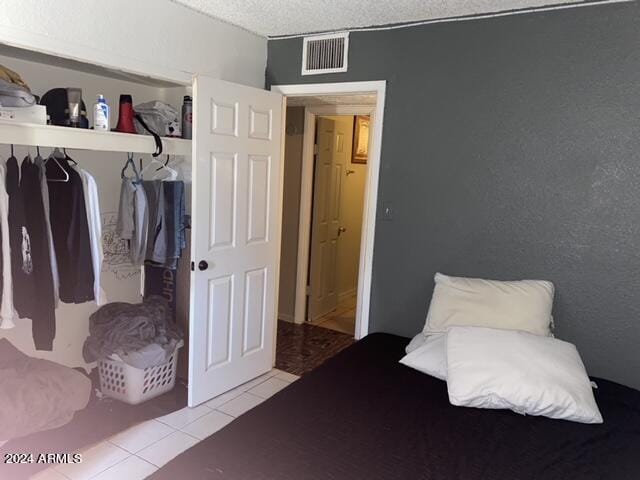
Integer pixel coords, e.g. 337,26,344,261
0,120,191,156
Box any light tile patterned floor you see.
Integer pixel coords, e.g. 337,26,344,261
309,294,357,335
32,369,299,480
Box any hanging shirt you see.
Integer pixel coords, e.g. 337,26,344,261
132,183,149,266
116,177,148,267
141,180,187,270
46,156,95,304
116,177,136,241
142,180,163,262
6,155,35,320
79,168,107,305
0,162,16,329
6,156,57,350
35,155,60,307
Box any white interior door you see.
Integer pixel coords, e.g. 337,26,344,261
308,117,342,321
189,76,282,406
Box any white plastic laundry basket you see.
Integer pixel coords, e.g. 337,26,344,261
97,341,182,405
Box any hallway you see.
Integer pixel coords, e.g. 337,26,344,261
309,294,356,335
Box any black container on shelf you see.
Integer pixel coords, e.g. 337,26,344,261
181,96,192,139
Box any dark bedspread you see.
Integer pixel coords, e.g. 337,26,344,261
150,333,640,480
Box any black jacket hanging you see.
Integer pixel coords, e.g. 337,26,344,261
6,155,57,350
46,156,95,304
6,155,33,319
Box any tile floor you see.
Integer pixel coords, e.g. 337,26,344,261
31,369,299,480
309,294,357,335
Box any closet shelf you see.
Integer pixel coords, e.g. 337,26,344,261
0,120,191,156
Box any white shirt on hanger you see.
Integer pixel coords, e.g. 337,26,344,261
78,168,107,306
0,163,17,329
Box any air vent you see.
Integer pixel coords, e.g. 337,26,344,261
301,32,349,75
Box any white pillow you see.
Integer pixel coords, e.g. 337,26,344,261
399,334,447,380
424,273,554,337
405,333,427,354
446,326,603,424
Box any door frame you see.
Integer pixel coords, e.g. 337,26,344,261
271,81,386,340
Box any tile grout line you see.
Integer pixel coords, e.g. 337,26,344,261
49,371,298,480
53,444,130,480
132,430,201,469
84,454,158,480
96,419,182,475
105,421,178,455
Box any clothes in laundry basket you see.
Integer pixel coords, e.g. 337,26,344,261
83,295,182,368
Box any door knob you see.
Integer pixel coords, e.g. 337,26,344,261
198,260,209,271
338,227,346,236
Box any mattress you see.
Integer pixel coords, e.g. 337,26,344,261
150,333,640,480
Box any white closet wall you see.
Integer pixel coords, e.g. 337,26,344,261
0,54,191,370
0,0,267,87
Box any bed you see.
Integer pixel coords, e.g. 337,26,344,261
149,333,640,480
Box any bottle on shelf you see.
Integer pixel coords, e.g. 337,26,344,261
182,95,192,139
93,94,109,131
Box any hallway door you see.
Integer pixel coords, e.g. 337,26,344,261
308,117,342,321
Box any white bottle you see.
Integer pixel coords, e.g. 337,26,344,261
93,94,109,131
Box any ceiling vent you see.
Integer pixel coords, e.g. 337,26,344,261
301,32,349,75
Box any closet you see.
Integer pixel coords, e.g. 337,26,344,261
0,42,284,408
0,45,192,375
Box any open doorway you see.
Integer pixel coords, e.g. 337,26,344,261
272,83,385,375
306,114,368,336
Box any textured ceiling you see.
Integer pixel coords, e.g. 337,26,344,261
171,0,601,37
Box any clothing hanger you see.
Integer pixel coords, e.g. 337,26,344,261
64,148,77,166
23,146,35,164
9,144,15,159
52,147,64,159
45,148,70,183
121,152,141,182
152,154,178,181
140,158,178,180
50,147,77,166
155,154,170,172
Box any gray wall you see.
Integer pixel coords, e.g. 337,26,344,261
266,1,640,390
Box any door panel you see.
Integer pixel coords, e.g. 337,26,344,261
242,267,267,355
189,76,282,406
206,275,233,369
249,108,272,140
209,152,236,249
211,100,238,136
247,155,271,244
331,164,342,221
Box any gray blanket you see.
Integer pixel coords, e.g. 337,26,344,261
83,295,183,368
0,339,91,441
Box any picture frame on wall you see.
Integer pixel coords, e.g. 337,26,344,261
352,115,370,164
